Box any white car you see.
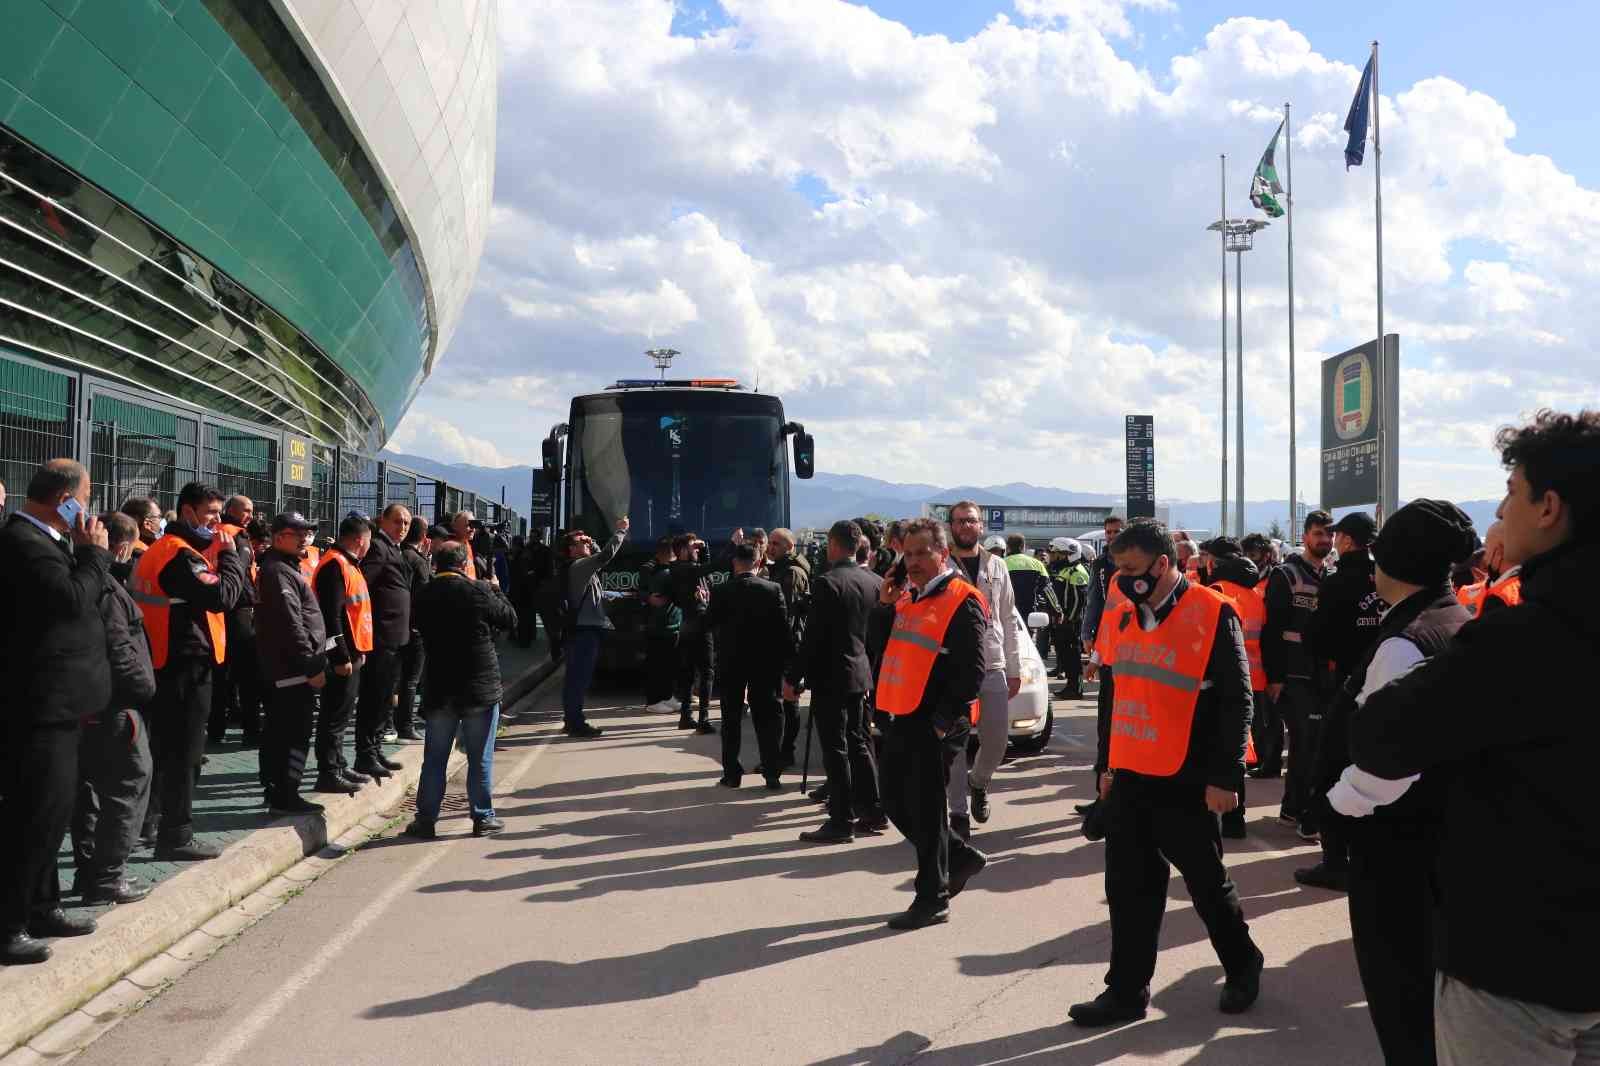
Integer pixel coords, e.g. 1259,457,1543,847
1007,610,1053,754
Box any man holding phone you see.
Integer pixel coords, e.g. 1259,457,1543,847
0,460,111,963
561,516,630,738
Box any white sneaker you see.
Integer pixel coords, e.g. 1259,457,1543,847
669,698,684,712
646,700,675,714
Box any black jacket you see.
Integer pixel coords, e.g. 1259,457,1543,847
219,527,257,641
99,575,156,713
705,572,789,679
767,551,811,647
254,548,328,686
153,524,249,663
416,571,518,710
360,529,411,649
1349,541,1600,1012
867,573,986,735
401,543,432,633
1262,552,1326,684
1309,547,1385,678
0,515,111,725
788,557,881,697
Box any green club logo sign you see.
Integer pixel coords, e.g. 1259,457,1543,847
1333,352,1373,441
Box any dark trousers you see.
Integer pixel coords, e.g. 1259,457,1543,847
1054,627,1082,687
1103,775,1259,996
781,700,801,759
1252,688,1285,776
356,646,400,764
1,720,78,934
396,631,425,733
1278,679,1322,819
675,624,715,718
149,656,215,845
262,684,317,801
315,664,360,774
207,638,263,742
561,627,604,727
1349,827,1441,1065
719,668,782,781
1094,665,1114,770
514,595,535,647
72,709,152,890
814,692,881,826
880,715,979,910
644,632,678,705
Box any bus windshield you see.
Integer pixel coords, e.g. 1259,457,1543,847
568,393,788,546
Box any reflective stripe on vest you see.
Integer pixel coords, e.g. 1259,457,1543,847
1107,584,1227,778
130,533,227,669
315,549,374,654
1479,574,1521,616
875,577,987,722
1213,579,1267,692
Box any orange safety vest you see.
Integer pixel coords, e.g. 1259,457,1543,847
130,533,227,669
1480,573,1521,616
315,549,374,654
1212,578,1267,692
876,577,988,723
299,544,320,580
1456,581,1486,613
1106,583,1228,778
206,523,257,584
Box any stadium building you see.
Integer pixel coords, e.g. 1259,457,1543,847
0,0,514,528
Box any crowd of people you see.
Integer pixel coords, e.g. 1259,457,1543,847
0,466,519,965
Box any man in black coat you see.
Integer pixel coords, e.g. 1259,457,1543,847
207,495,258,743
788,520,886,843
255,512,329,814
357,504,412,774
705,544,790,790
0,459,110,964
72,512,158,906
394,517,432,742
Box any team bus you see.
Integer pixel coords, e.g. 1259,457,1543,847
541,376,815,668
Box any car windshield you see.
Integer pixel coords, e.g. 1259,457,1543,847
569,396,787,545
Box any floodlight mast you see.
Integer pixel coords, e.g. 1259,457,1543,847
645,348,680,380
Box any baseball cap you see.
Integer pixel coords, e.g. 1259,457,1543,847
982,535,1006,551
270,511,316,533
1330,511,1378,545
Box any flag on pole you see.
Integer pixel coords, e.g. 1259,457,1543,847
1250,120,1286,218
1344,54,1374,168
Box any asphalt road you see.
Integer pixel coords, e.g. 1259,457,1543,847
73,677,1380,1066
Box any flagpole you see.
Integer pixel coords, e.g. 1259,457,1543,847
1372,40,1388,522
1220,154,1229,536
1285,101,1297,538
1235,234,1245,538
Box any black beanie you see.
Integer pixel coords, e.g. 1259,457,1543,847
1372,499,1477,586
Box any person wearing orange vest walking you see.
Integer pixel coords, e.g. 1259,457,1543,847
1200,536,1266,841
867,517,990,931
130,482,249,861
312,514,375,794
1069,520,1262,1027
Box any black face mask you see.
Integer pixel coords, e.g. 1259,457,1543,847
1116,558,1168,604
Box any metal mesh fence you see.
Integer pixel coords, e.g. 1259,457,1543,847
86,391,199,517
206,423,279,517
0,354,75,507
337,450,380,520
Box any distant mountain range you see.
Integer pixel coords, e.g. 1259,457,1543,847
380,450,1502,537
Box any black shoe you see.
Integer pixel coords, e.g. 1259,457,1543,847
1293,862,1349,891
1,931,51,964
1075,801,1097,815
270,795,325,815
395,727,424,743
948,847,989,898
354,761,392,781
375,754,403,772
1082,803,1108,842
339,767,373,786
808,784,830,804
970,786,991,824
154,839,222,861
1247,766,1279,779
28,908,97,938
564,723,604,738
677,715,697,730
1220,948,1265,1014
403,819,436,840
80,877,153,906
314,775,358,795
949,813,971,842
764,778,784,792
1221,820,1247,840
854,811,889,834
473,816,505,837
799,822,855,844
887,905,949,931
1054,685,1083,699
717,776,742,789
695,720,717,735
1069,987,1150,1027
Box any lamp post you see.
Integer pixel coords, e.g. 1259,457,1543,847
1205,217,1269,537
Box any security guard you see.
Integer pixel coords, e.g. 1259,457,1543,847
868,517,989,930
1069,520,1262,1026
1200,536,1265,840
312,513,375,793
131,481,248,860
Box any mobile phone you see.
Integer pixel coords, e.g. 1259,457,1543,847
56,496,83,529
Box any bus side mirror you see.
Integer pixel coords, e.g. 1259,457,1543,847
541,437,560,480
794,432,814,479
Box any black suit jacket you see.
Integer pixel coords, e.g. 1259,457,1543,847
705,571,789,680
788,557,881,698
360,529,412,649
0,514,112,725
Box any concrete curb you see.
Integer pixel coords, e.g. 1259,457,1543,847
0,655,556,1057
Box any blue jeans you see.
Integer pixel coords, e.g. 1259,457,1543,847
562,628,604,727
416,704,498,823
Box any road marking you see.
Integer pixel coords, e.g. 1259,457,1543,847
195,709,557,1066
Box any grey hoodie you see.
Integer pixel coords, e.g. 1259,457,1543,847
565,529,627,629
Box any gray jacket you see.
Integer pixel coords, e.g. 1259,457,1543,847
948,549,1020,678
564,529,627,629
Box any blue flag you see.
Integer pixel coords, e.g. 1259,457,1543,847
1344,54,1374,168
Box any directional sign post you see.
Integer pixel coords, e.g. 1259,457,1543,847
1125,415,1155,519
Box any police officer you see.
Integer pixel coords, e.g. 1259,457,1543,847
313,514,375,793
1047,538,1090,697
255,513,328,813
1069,520,1262,1026
1261,509,1333,835
869,517,989,929
131,481,249,861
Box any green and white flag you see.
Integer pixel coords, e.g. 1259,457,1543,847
1250,120,1286,218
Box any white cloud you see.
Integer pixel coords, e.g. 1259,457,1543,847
412,0,1600,507
388,411,522,468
